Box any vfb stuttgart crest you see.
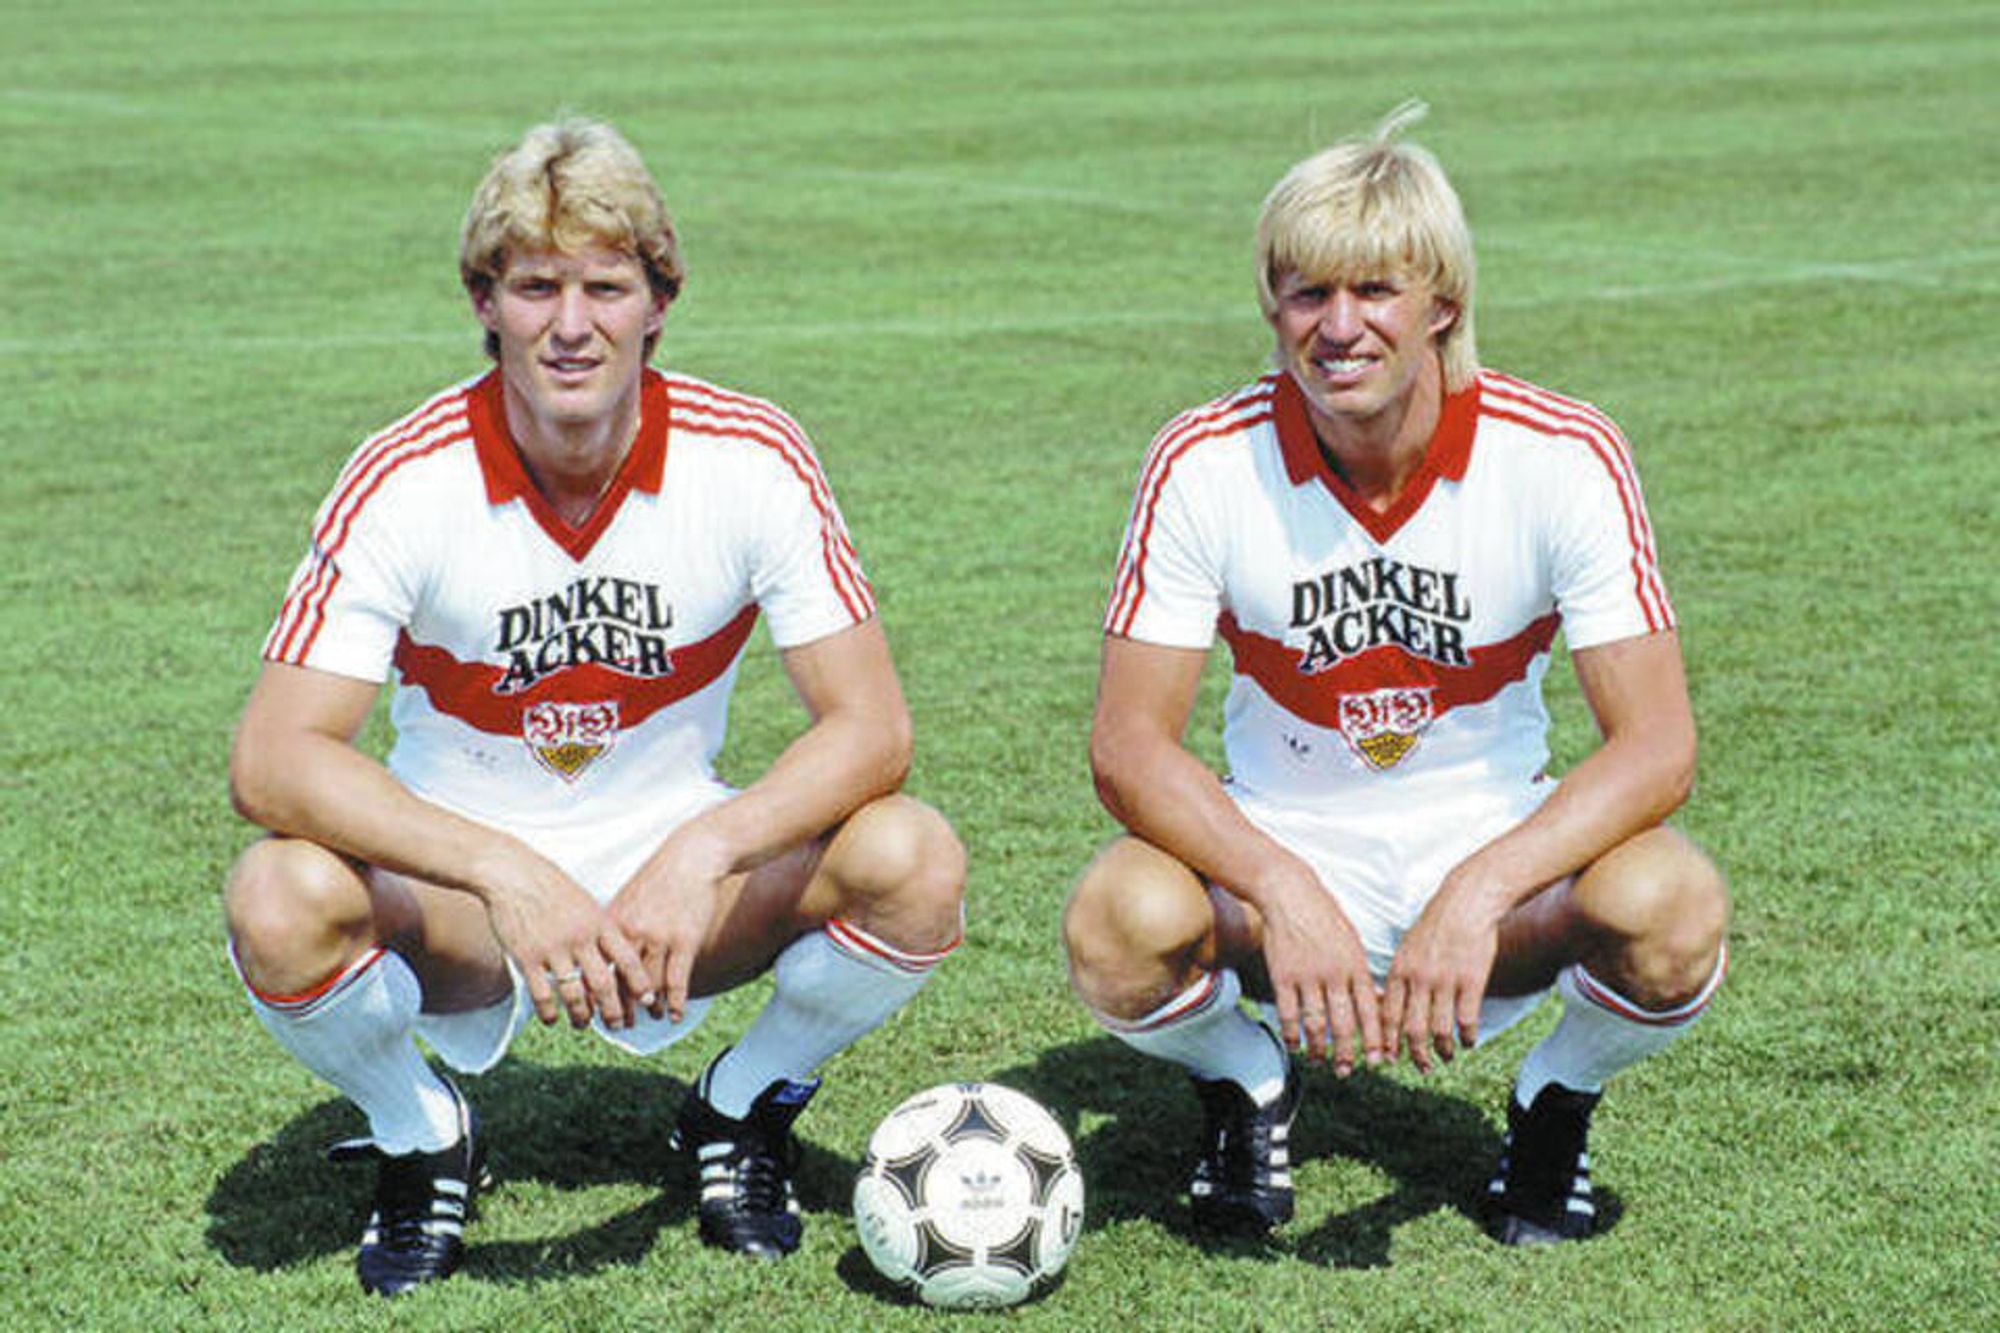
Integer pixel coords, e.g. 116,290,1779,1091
1337,687,1435,770
522,700,619,781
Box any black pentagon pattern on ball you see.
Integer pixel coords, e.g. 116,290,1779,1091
914,1216,977,1276
942,1087,1009,1143
984,1216,1043,1278
871,1147,933,1212
1018,1142,1070,1209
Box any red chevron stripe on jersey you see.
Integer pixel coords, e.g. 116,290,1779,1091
1217,608,1561,731
266,390,474,663
465,370,668,561
1477,373,1672,632
672,378,874,623
391,603,760,736
1107,379,1278,635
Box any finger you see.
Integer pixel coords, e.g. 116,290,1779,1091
1354,979,1386,1067
1328,989,1357,1078
1401,984,1433,1074
1380,976,1409,1066
1457,986,1482,1053
641,942,668,1019
1299,989,1330,1064
581,946,625,1031
1379,975,1407,1063
525,966,560,1027
1274,992,1301,1054
663,944,694,1024
599,926,655,1024
1431,982,1458,1064
554,962,594,1029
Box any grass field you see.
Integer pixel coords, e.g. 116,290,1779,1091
3,1,1996,1329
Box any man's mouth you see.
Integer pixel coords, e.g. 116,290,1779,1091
545,356,599,375
1315,355,1370,376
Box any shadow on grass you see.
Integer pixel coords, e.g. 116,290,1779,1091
204,1059,852,1284
977,1036,1608,1270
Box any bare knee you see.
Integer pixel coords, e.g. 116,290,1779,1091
1575,830,1728,1009
822,795,965,951
1063,840,1214,1021
223,839,376,995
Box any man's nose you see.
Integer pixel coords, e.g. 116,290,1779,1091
552,286,592,342
1318,290,1363,343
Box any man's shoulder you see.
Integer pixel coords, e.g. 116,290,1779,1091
658,369,810,446
317,375,486,520
1472,369,1629,450
1157,373,1282,441
1137,374,1283,477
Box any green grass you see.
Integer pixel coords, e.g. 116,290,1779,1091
3,1,1996,1329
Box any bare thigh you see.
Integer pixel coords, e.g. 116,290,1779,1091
362,865,515,1013
677,838,830,999
1489,824,1725,1003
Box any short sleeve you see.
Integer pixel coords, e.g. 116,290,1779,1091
1547,432,1676,650
1105,452,1225,650
746,429,876,648
260,477,420,682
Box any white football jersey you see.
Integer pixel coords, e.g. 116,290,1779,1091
1106,369,1673,811
264,367,874,834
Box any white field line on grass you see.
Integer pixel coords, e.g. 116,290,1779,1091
6,249,1992,361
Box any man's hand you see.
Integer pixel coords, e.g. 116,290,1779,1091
1381,870,1508,1072
1257,870,1385,1077
479,851,653,1030
608,829,735,1024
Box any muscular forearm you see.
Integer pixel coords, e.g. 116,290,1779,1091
1448,727,1694,912
1091,723,1316,910
660,706,911,880
229,727,534,901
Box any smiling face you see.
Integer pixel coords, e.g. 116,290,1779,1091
1268,267,1458,438
473,246,668,439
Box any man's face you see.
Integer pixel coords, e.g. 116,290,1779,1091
474,247,667,432
1268,267,1457,433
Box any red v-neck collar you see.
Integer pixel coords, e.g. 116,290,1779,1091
466,368,671,560
1273,371,1480,544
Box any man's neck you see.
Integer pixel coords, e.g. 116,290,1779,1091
1307,359,1445,512
501,386,643,527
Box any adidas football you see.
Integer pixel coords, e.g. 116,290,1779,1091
852,1082,1084,1309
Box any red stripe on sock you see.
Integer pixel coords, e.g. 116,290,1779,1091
1117,972,1222,1034
1570,945,1726,1027
824,917,957,974
245,946,387,1013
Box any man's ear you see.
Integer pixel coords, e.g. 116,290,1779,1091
1429,298,1460,339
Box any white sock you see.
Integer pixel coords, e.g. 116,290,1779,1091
703,919,956,1118
1092,968,1289,1107
237,944,462,1154
1513,946,1727,1107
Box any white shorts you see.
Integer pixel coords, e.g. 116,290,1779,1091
414,780,736,1072
1229,778,1562,1043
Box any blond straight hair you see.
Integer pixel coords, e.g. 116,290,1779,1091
1254,101,1478,392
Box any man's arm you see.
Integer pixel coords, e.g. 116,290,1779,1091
610,616,913,1018
1091,634,1385,1074
228,660,652,1027
1382,628,1697,1068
